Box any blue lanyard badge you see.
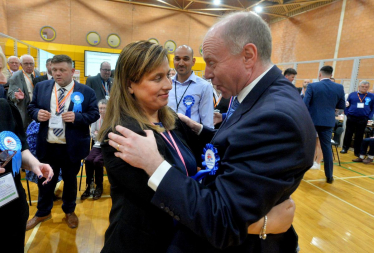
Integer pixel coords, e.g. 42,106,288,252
183,95,195,118
191,143,220,181
71,92,84,113
0,131,22,176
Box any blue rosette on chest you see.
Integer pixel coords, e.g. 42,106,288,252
183,95,195,118
0,131,22,176
192,143,220,181
71,92,84,113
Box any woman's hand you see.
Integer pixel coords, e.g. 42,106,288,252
177,113,202,134
247,197,295,234
30,163,54,185
0,166,5,174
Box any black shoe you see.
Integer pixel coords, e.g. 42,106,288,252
81,187,91,200
93,187,103,200
340,149,347,154
326,177,334,184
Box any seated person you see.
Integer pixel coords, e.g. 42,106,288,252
81,99,107,200
352,137,374,164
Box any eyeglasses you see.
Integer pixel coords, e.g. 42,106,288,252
101,69,111,72
22,62,34,66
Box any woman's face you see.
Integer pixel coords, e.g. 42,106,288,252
129,58,172,116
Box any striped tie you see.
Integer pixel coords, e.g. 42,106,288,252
53,88,65,137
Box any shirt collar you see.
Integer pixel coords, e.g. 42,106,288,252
55,79,74,91
173,71,196,85
237,65,273,103
320,78,330,81
47,73,53,80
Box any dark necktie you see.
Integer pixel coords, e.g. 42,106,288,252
226,96,240,120
53,88,65,137
31,74,34,82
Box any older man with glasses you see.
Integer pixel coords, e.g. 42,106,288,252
8,54,40,129
86,61,113,101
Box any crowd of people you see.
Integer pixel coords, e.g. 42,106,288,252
0,10,372,253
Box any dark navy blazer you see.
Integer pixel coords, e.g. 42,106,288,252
151,65,316,253
303,79,345,127
27,80,99,163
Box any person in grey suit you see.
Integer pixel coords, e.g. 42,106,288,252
8,54,40,129
85,61,113,101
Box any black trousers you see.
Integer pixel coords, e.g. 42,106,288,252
343,115,368,155
85,147,104,187
36,143,81,217
0,182,29,253
360,138,374,156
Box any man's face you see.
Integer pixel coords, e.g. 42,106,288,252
100,63,111,80
303,79,310,88
46,62,52,75
21,57,34,74
8,58,20,72
359,84,370,94
203,34,245,98
51,62,75,87
173,47,195,78
285,74,295,82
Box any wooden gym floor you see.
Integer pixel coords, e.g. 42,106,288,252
22,148,374,252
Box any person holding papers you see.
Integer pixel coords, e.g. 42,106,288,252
0,98,53,253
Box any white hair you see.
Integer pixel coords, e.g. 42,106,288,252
20,54,34,64
206,11,272,63
7,55,20,63
359,80,370,86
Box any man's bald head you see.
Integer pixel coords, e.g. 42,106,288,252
175,45,194,58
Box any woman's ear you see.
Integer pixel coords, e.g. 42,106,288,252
128,83,134,94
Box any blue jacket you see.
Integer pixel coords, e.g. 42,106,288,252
27,80,99,163
344,91,374,119
304,79,345,127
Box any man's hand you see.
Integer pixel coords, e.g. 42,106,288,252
62,112,75,123
14,88,24,100
108,125,164,176
38,109,51,122
0,166,5,174
346,101,350,107
30,163,54,185
214,112,223,125
178,113,202,134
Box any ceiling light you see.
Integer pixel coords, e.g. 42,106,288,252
213,0,221,5
254,6,263,13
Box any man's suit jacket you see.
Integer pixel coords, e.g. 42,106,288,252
0,84,5,99
304,79,345,127
86,73,113,101
151,66,316,253
7,69,40,128
27,80,99,163
33,74,48,86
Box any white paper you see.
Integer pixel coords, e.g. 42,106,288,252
49,115,64,128
357,103,364,108
0,172,19,208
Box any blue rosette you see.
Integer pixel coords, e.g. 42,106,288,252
0,131,22,176
183,95,195,118
192,143,220,181
71,92,84,113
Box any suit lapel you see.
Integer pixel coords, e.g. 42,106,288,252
68,81,81,111
97,74,105,98
43,81,54,112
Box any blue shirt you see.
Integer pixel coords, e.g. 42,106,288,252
168,72,214,128
345,92,374,119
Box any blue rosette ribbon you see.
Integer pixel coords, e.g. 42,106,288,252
0,131,22,176
71,92,84,113
192,143,220,181
183,95,195,118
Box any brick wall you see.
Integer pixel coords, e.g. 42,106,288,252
3,0,216,55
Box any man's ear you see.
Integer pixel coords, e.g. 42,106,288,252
242,43,257,69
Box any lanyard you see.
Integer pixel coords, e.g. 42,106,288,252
357,92,368,103
175,80,193,111
214,94,222,108
22,70,35,88
54,84,75,114
159,131,189,176
101,80,110,95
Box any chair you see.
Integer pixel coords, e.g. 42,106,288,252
79,159,85,191
331,127,344,166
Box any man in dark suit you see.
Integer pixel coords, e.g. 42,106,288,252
26,55,99,230
33,58,53,85
108,12,315,252
86,61,113,101
8,55,40,129
304,66,345,183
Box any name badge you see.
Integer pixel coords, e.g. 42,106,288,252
49,115,64,129
105,95,110,100
357,103,364,108
0,172,19,208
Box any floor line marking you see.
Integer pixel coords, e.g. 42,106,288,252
337,178,374,195
303,180,374,218
24,222,41,252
